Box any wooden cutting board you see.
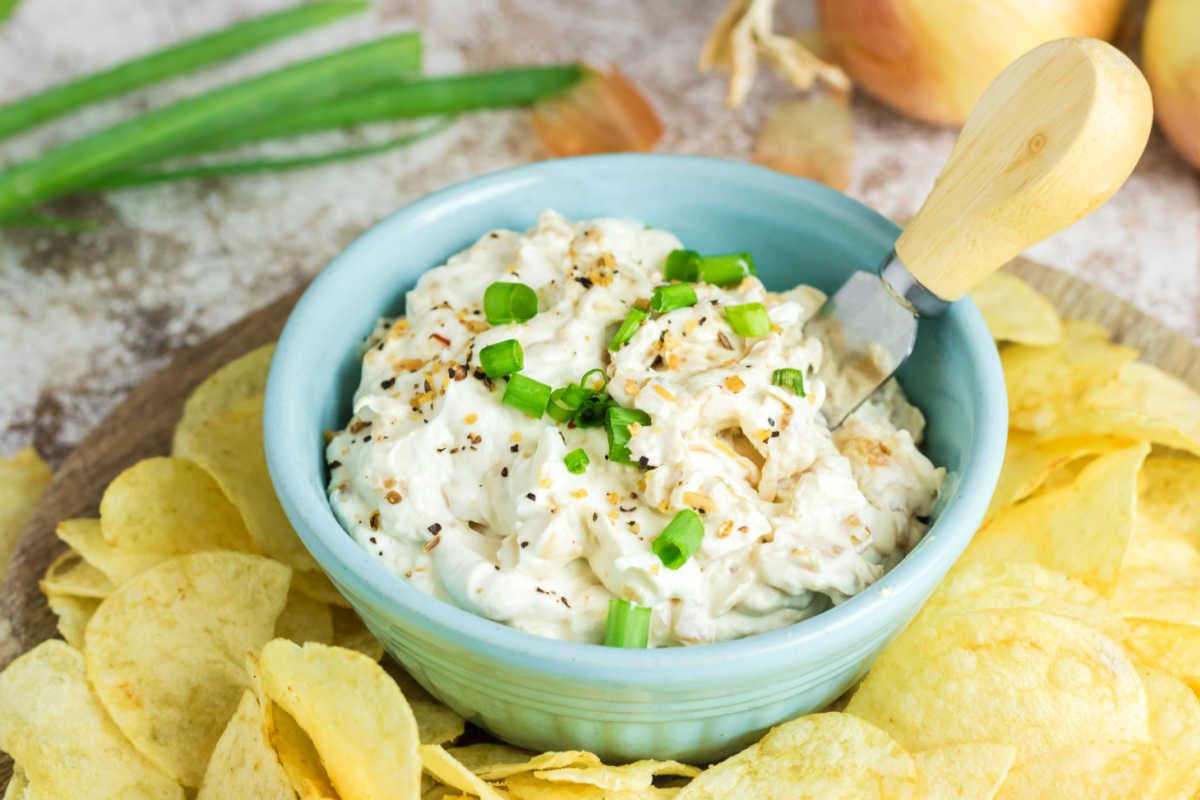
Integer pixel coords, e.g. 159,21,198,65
0,259,1196,788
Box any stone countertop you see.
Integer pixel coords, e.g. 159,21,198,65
2,0,1198,466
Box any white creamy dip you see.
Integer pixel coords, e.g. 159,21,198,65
327,211,944,646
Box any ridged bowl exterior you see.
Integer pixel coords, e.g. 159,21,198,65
265,155,1007,762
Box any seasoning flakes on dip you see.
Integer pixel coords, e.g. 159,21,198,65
326,211,943,647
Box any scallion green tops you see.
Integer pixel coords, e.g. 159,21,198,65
663,248,756,287
484,282,539,325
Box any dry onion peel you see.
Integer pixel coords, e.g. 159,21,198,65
531,65,663,157
753,92,854,191
700,0,849,108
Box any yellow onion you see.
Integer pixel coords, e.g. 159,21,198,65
816,0,1128,125
1144,0,1200,168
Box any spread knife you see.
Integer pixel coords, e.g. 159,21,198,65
812,37,1152,426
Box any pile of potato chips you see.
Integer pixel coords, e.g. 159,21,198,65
2,270,1200,798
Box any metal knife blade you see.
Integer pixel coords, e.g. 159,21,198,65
807,255,947,428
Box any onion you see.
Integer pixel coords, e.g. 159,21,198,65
1144,0,1200,168
816,0,1128,125
531,66,664,157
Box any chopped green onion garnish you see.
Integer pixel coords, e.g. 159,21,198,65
652,509,705,570
698,252,756,287
580,368,609,392
564,448,590,474
603,598,651,648
501,373,551,418
772,368,807,397
725,302,772,338
483,281,538,325
608,307,647,351
574,391,613,428
663,249,700,282
547,384,586,422
650,283,698,313
562,383,590,406
479,338,524,378
605,406,651,464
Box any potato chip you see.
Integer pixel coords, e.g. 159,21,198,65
1036,455,1095,496
1137,667,1200,800
1124,518,1200,579
675,712,916,799
100,456,257,555
1111,572,1200,626
0,446,51,580
922,561,1125,639
447,743,536,773
292,568,351,607
85,552,291,786
259,639,422,800
275,590,334,645
1123,619,1200,694
174,394,318,572
39,549,114,598
174,343,275,452
846,609,1148,754
535,760,700,791
1110,519,1200,626
971,272,1063,346
984,432,1126,521
0,640,183,799
386,662,466,746
196,690,294,800
268,702,339,800
421,744,508,800
1037,362,1200,456
994,741,1162,800
44,592,100,649
3,765,28,800
504,773,681,799
475,752,602,781
1003,321,1138,431
914,743,1015,800
243,648,336,800
962,443,1149,590
1139,455,1200,544
54,517,161,585
331,605,385,661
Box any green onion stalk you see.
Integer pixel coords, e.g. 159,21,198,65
0,0,21,26
0,32,422,219
88,117,454,190
0,1,370,141
174,65,585,159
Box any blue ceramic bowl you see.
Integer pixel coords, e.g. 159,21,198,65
265,154,1007,763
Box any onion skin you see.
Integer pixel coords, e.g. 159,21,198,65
816,0,1127,125
1144,0,1200,168
531,66,663,157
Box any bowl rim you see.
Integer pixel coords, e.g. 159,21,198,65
265,153,1007,683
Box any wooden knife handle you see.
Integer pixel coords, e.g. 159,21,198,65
894,38,1152,302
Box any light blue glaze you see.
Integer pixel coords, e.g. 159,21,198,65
264,154,1008,763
